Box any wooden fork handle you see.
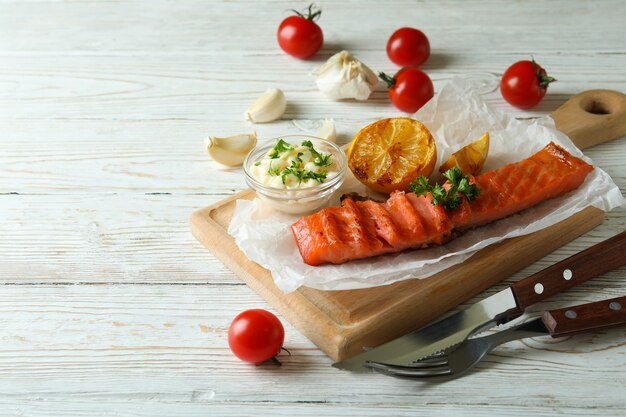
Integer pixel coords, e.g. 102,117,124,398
511,230,626,310
542,295,626,337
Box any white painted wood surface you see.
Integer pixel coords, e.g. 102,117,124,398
1,0,625,415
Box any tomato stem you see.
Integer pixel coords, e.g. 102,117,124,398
257,348,290,366
290,3,321,21
269,356,282,366
378,72,396,89
532,58,557,89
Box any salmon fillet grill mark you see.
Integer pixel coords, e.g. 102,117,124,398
291,142,593,266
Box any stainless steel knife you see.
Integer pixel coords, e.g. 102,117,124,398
364,294,626,381
333,230,626,372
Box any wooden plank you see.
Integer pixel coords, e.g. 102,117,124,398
0,193,237,284
0,284,624,416
190,189,605,360
1,0,624,54
0,53,624,126
1,402,623,417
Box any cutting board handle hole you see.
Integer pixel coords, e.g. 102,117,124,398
581,99,612,115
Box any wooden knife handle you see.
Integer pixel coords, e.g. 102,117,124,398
511,230,626,310
542,295,626,337
551,89,626,150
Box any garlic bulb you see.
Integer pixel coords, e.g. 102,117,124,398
205,133,257,167
245,88,287,123
312,51,379,101
315,118,336,142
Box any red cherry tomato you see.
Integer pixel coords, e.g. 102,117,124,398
379,68,434,113
277,4,323,59
500,59,556,109
228,309,285,364
386,27,430,67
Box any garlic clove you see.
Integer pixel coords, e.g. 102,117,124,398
244,88,287,123
208,133,257,153
315,118,336,142
312,51,379,101
205,133,257,167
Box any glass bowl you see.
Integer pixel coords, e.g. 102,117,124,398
243,135,347,215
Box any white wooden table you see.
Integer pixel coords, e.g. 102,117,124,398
2,1,625,415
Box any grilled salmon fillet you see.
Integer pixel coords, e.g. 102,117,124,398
292,142,593,266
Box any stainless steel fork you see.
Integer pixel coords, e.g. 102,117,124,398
363,295,626,382
363,318,548,382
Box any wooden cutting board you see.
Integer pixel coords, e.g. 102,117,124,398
190,90,626,361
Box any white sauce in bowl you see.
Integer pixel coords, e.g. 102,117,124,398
250,139,339,190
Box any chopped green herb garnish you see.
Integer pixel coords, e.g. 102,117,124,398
254,161,261,166
262,139,333,186
267,161,281,176
268,138,294,159
280,168,295,184
282,168,302,184
302,140,332,167
409,167,480,210
456,175,481,201
303,170,327,183
315,153,331,167
279,166,328,185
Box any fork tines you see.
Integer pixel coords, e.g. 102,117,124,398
364,358,452,379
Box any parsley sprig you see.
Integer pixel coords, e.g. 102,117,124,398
409,167,481,210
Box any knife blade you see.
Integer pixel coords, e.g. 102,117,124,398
363,294,626,381
333,230,626,372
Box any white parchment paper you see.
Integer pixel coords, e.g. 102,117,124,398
228,77,625,293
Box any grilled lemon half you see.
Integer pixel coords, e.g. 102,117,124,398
347,118,437,194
